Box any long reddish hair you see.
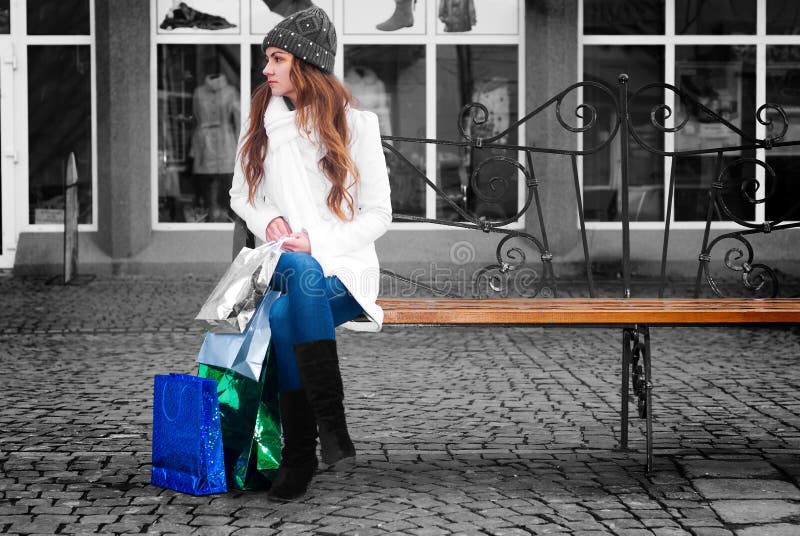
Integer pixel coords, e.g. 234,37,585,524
240,55,359,221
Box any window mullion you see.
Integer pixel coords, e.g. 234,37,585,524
755,39,766,224
665,0,675,37
664,43,675,225
425,41,436,221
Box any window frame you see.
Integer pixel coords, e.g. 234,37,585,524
16,0,98,233
150,0,527,231
578,0,800,230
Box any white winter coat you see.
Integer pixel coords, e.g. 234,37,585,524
229,97,392,331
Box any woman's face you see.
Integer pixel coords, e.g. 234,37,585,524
263,47,297,104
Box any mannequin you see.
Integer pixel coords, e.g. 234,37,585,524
191,71,240,221
344,66,393,136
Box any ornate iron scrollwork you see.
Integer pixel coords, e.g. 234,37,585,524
700,233,779,298
627,82,789,156
380,79,621,299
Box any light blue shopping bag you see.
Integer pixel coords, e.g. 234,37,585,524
196,290,280,381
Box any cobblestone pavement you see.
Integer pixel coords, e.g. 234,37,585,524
1,274,800,535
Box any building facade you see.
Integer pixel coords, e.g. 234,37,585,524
1,0,798,280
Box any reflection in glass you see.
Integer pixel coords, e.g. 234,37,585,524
583,45,664,221
767,0,800,34
436,45,518,221
674,45,756,221
28,46,92,224
0,0,9,34
675,0,755,35
765,46,800,220
158,44,241,223
27,0,89,35
583,0,664,35
344,45,425,217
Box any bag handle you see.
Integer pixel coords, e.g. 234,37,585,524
160,380,190,423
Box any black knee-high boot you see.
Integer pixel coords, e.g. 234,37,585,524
266,390,318,502
294,340,356,466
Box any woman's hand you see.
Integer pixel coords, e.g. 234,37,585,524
266,216,292,242
281,231,311,253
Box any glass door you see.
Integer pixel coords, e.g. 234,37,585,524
0,37,15,268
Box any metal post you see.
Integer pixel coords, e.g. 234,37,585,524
64,152,79,284
618,74,632,299
642,326,654,472
620,328,632,450
659,161,676,298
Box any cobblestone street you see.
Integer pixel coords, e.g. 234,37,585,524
1,274,799,535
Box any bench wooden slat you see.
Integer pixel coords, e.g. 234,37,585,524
378,298,800,325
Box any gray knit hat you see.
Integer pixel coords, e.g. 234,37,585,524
261,7,336,73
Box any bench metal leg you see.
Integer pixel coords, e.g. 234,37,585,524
620,328,632,450
621,326,654,472
641,326,653,473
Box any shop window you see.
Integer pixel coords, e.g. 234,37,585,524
157,44,241,223
674,45,756,221
436,44,518,221
582,0,797,226
583,45,665,222
767,0,800,34
27,45,93,224
344,45,426,217
27,0,89,35
0,0,9,34
675,0,756,35
765,45,800,220
583,0,664,35
154,0,523,227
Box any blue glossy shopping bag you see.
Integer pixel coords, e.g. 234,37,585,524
151,374,227,495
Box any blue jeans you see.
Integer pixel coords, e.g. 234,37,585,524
269,252,364,392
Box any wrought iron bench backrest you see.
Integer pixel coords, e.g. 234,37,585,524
232,74,800,299
378,74,800,299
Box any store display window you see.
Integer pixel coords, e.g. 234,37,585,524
436,45,518,221
582,0,799,225
674,45,756,221
157,45,241,223
26,0,94,226
154,0,524,227
583,45,665,222
583,0,664,35
0,0,9,34
765,45,800,220
27,0,89,35
344,45,426,216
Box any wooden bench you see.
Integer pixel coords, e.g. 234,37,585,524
375,75,800,471
378,297,800,471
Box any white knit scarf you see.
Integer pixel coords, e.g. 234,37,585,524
262,96,323,234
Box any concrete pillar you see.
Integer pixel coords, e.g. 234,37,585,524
95,0,151,263
525,0,582,267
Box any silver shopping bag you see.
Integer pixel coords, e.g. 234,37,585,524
195,240,284,333
196,289,279,381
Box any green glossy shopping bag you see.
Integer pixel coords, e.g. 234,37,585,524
198,347,282,490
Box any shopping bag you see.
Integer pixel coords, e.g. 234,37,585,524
151,374,227,495
196,289,280,381
198,351,282,490
196,240,284,333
